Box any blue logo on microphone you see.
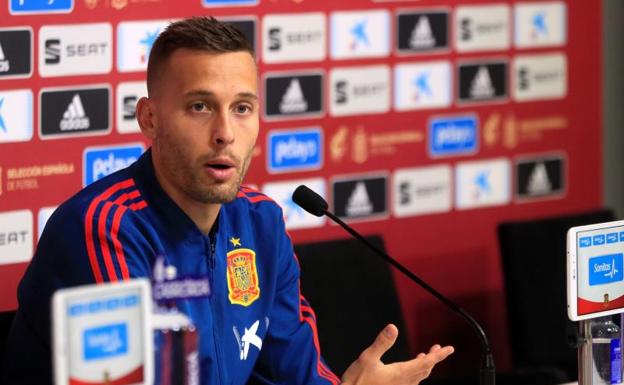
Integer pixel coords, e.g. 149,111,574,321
83,323,128,361
589,253,624,286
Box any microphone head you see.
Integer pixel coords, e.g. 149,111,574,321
292,185,328,217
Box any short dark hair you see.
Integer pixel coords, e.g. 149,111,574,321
147,16,253,96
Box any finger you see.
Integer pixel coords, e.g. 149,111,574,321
360,324,398,363
403,345,455,372
428,345,455,364
429,344,441,353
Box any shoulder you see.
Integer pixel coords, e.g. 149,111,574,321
225,185,286,226
232,185,283,213
51,167,145,227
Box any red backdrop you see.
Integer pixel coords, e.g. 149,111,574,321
0,0,602,375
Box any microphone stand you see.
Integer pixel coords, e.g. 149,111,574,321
322,208,496,385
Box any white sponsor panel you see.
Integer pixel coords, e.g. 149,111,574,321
330,65,390,116
393,165,452,217
38,206,58,240
455,4,510,52
116,82,147,134
513,53,567,101
262,13,326,63
455,158,511,209
117,20,172,73
262,178,326,230
0,210,33,265
0,89,33,143
515,2,567,48
394,61,451,111
330,10,390,60
39,23,112,77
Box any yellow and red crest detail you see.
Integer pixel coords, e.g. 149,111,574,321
226,248,260,306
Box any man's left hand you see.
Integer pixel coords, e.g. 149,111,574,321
341,324,454,385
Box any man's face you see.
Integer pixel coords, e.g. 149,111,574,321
147,49,259,204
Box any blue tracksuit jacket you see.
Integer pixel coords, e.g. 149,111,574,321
2,149,340,385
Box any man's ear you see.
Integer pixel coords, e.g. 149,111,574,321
136,97,157,140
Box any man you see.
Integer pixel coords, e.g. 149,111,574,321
2,17,453,385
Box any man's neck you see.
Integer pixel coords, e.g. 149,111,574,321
152,159,221,235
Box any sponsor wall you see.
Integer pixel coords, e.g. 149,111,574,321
0,0,602,375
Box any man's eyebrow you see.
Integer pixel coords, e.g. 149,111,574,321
184,90,258,101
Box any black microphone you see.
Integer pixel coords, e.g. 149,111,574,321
292,185,496,385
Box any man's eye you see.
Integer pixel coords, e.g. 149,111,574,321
191,102,208,112
235,104,252,114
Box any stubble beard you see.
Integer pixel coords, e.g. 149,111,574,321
174,147,253,205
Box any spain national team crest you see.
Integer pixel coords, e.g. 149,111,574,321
226,248,260,306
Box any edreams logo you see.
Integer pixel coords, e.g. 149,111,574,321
264,72,323,120
83,144,145,186
394,61,451,111
330,10,390,60
262,13,325,63
0,29,33,78
429,115,478,157
83,323,129,361
40,86,110,139
396,11,449,54
10,0,73,14
117,20,170,73
515,2,567,48
0,89,33,143
267,128,322,174
39,23,112,77
589,254,623,286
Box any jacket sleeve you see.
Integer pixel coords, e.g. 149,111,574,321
248,214,341,385
2,202,154,385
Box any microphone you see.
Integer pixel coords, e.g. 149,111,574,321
292,185,496,385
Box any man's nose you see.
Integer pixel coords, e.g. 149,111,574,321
212,110,235,146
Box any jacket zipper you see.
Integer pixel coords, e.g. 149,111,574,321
208,232,223,385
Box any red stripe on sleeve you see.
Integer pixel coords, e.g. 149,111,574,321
130,200,148,211
84,179,135,283
301,314,341,385
110,206,130,280
98,201,119,282
298,293,340,385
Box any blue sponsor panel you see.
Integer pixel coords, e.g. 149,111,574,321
83,144,144,186
10,0,72,14
588,253,623,286
607,233,619,244
620,232,624,242
267,128,322,173
428,116,478,157
593,234,606,246
69,294,139,317
83,323,128,361
579,237,592,248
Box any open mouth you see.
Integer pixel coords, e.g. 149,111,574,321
207,163,232,170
